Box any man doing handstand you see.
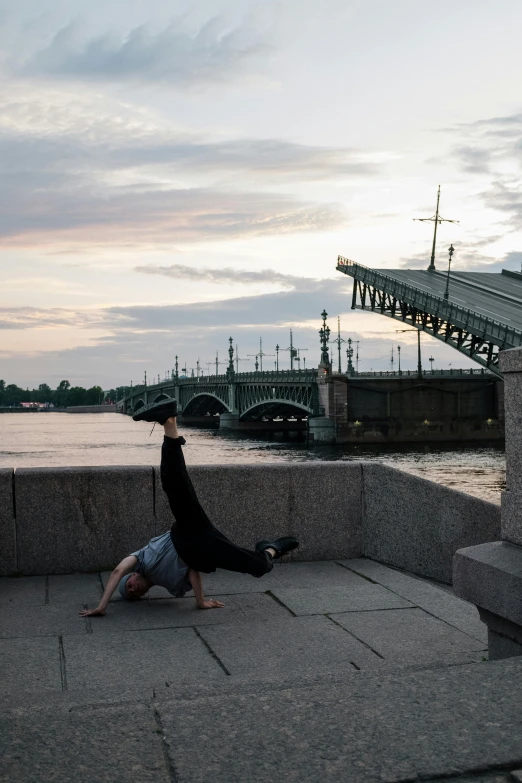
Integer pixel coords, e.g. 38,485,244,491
79,399,298,617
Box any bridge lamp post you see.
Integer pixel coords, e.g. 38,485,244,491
319,310,331,366
346,338,354,375
443,244,455,301
397,346,401,375
429,356,435,372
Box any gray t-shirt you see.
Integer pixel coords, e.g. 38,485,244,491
131,532,192,598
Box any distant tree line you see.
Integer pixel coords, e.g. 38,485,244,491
0,380,130,408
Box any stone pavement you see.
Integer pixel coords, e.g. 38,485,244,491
2,558,522,782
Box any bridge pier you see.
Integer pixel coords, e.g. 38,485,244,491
308,417,336,443
219,412,241,430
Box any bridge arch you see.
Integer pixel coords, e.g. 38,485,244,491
133,398,146,412
240,399,312,422
182,393,230,417
153,393,172,403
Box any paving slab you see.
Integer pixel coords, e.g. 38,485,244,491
0,575,46,606
331,608,486,663
0,637,62,695
342,558,487,643
271,584,413,615
202,568,284,594
89,592,288,633
0,604,88,638
197,615,381,677
270,560,370,588
63,627,226,691
0,703,170,783
48,573,103,605
157,657,522,783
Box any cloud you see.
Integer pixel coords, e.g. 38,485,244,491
16,17,267,86
0,183,346,247
0,91,378,248
0,306,115,330
106,279,354,332
445,111,522,176
134,264,309,288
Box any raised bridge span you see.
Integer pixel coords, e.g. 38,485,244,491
337,257,522,377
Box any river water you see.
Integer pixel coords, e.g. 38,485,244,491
0,413,505,504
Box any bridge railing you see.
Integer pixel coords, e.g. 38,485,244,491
129,369,318,395
345,368,496,379
337,256,522,349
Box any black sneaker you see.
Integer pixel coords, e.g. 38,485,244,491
132,399,178,425
255,536,299,559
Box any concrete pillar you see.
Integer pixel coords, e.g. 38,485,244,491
308,417,336,443
453,347,522,659
220,413,241,429
309,362,336,443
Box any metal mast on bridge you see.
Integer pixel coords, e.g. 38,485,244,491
257,338,274,372
414,185,459,272
332,316,346,373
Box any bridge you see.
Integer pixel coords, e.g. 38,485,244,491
337,257,522,377
121,368,320,430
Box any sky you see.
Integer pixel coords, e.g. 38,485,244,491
2,0,522,388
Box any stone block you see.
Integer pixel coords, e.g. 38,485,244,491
479,607,522,646
0,703,170,783
15,466,155,574
63,627,225,691
271,584,413,615
499,347,522,374
362,463,500,583
503,372,522,492
155,463,363,562
288,463,362,560
501,490,522,546
331,608,485,663
488,629,522,660
0,576,46,607
157,657,522,783
0,468,15,575
197,615,381,676
0,637,62,695
453,541,522,627
0,605,88,638
341,558,487,643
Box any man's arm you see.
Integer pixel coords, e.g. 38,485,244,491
188,569,225,610
78,555,138,617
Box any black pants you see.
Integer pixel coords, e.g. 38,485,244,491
161,436,273,577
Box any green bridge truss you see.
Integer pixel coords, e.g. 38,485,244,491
124,370,319,420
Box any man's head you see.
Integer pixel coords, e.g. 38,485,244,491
119,572,152,600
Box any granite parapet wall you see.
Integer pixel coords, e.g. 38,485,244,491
154,462,364,563
0,462,500,580
363,463,501,583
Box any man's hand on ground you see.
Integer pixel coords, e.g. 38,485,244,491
197,599,225,610
78,606,107,617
